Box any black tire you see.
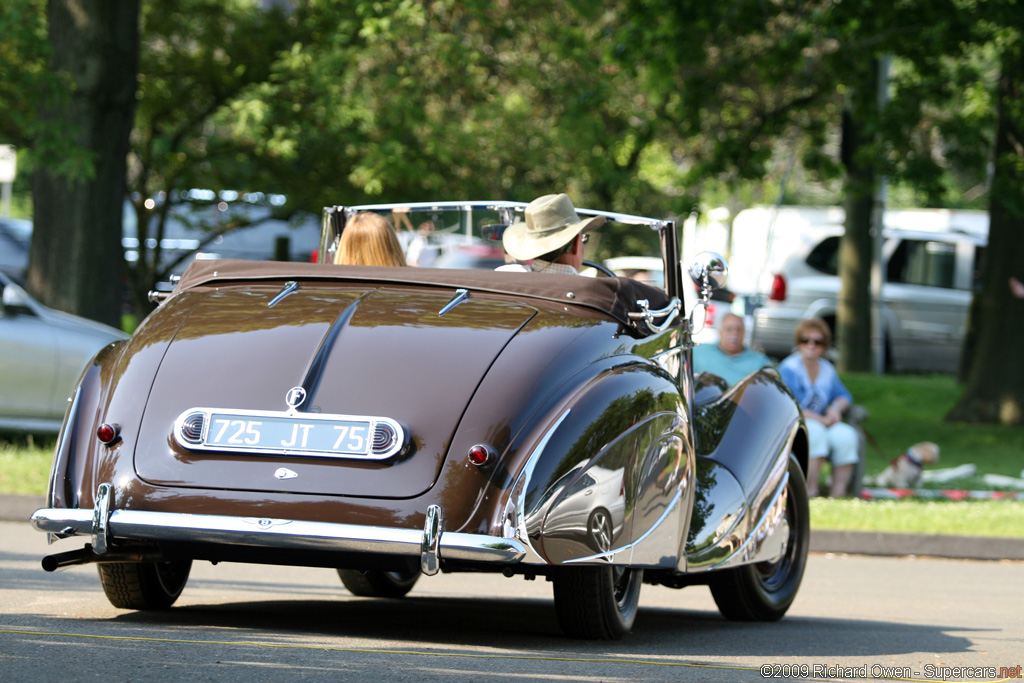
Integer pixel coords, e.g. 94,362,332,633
337,568,420,598
553,566,643,639
709,455,810,621
97,560,192,610
586,508,614,553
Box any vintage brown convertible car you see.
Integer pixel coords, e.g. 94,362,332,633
31,201,810,639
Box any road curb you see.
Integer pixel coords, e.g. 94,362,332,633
811,529,1024,561
1,494,43,524
5,495,1021,561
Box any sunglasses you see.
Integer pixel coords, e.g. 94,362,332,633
799,337,826,347
580,234,590,245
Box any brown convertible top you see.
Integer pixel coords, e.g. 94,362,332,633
175,259,673,334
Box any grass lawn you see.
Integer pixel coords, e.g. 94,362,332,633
2,373,1022,537
811,498,1024,538
842,372,1024,484
0,435,53,496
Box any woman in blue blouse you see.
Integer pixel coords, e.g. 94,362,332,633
778,318,859,497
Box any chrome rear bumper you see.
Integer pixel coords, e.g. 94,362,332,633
31,484,526,574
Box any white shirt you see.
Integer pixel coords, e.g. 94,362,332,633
495,260,579,275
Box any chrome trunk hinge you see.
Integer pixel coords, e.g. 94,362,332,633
438,288,470,316
268,280,300,307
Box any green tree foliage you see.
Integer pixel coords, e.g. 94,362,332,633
0,0,92,180
947,8,1024,425
126,0,672,290
124,1,311,313
7,0,1022,405
611,0,994,373
28,0,139,327
0,1,47,148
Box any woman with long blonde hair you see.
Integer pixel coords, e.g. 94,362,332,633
333,212,407,267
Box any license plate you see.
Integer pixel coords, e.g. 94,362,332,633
174,408,404,460
207,412,373,455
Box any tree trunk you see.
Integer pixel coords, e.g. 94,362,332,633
27,0,139,327
947,46,1024,425
835,64,878,373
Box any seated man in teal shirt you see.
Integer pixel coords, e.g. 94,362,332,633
693,313,773,385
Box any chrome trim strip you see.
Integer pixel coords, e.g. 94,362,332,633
31,507,527,566
297,297,363,411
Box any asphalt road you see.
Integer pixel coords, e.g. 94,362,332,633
2,521,1022,682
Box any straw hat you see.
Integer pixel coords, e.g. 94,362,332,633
502,194,605,261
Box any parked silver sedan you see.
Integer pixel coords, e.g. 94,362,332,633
0,270,127,434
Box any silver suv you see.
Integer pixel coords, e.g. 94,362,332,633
751,225,987,373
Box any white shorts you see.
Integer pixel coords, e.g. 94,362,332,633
806,420,860,466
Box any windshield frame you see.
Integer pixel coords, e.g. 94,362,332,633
319,201,681,299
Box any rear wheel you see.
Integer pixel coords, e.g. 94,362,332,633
337,568,420,598
709,455,809,621
97,560,192,610
586,508,614,552
553,566,643,639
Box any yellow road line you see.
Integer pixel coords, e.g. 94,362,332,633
1,629,1015,681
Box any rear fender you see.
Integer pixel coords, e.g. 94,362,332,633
500,363,693,567
47,294,198,512
46,340,127,511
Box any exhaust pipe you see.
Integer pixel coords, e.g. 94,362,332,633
41,543,165,572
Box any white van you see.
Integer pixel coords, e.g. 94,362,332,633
737,206,987,373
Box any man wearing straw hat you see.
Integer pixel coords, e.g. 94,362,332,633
499,193,605,275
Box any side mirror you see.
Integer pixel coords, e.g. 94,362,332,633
686,252,728,336
688,251,729,301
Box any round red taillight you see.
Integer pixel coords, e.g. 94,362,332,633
96,423,120,445
769,274,787,301
468,445,492,466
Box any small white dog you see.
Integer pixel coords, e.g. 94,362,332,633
869,441,940,488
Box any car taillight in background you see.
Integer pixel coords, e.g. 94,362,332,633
704,301,717,327
769,274,786,301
